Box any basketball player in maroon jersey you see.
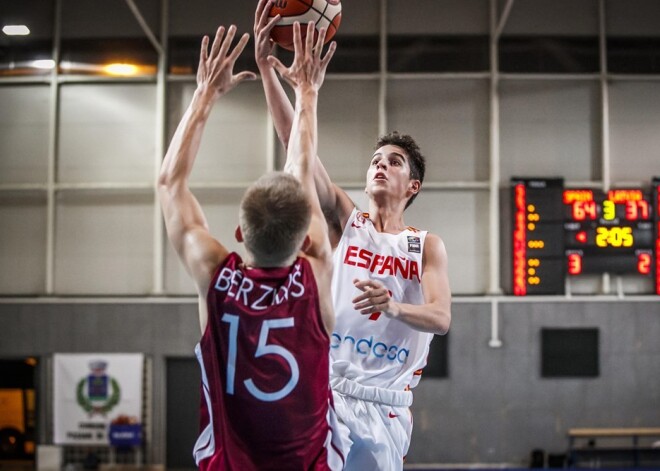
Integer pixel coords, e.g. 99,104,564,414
256,1,452,469
158,23,345,469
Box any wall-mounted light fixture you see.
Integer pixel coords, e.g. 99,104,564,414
2,25,30,36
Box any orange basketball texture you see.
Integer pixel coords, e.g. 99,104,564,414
269,0,342,51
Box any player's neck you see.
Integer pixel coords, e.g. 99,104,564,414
367,201,407,234
244,251,297,269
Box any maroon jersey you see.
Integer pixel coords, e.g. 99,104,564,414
193,253,344,470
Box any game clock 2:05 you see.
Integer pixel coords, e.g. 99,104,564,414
511,177,660,296
595,226,632,248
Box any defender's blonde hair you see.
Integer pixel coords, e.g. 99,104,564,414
239,172,311,266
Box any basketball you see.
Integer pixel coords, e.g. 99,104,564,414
269,0,342,51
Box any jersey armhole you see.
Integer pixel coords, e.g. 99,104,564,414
201,252,239,341
299,257,331,341
338,208,361,240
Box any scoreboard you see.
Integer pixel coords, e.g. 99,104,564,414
511,177,660,296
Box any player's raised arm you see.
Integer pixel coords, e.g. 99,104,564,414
268,22,333,251
268,22,336,331
255,0,354,232
158,26,255,322
254,0,293,149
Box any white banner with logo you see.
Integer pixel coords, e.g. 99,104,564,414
53,353,143,445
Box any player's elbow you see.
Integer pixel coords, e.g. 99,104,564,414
157,168,185,194
156,176,173,204
437,318,450,336
157,172,187,210
157,166,175,189
434,307,451,336
157,166,170,190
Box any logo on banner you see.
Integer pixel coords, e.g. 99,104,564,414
76,360,121,416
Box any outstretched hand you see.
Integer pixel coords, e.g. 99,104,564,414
254,0,279,66
267,21,336,93
197,25,256,100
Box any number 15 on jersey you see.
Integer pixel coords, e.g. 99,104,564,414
222,314,300,402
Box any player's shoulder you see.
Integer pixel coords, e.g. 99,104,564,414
424,231,446,244
296,253,318,271
421,232,448,264
299,252,333,279
423,231,443,244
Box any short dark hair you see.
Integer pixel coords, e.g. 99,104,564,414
375,132,426,208
240,172,311,266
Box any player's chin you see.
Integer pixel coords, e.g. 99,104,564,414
365,183,390,197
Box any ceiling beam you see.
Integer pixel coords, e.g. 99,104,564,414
124,0,163,56
494,0,515,40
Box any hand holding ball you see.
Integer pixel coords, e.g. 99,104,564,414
269,0,342,51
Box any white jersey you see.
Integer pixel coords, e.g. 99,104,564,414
330,208,434,391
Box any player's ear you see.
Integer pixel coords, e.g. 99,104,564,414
234,225,243,243
301,234,312,253
408,179,421,196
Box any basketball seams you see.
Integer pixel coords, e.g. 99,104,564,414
313,0,340,27
272,7,340,29
297,0,315,9
269,0,341,50
286,0,339,26
317,0,329,20
275,11,330,28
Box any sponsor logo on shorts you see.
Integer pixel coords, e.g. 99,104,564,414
331,333,409,364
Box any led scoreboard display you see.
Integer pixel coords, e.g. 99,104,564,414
511,177,660,296
564,187,654,276
512,178,565,295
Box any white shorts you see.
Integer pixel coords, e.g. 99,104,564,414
331,376,413,471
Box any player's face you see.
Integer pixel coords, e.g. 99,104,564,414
365,145,416,201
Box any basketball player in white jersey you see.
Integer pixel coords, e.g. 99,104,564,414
255,1,452,469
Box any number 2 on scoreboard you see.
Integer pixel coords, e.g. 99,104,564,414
638,253,651,275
